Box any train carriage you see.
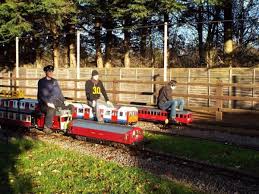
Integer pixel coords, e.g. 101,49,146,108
68,119,144,145
103,106,138,125
19,99,38,113
0,110,33,128
70,102,86,119
138,107,192,124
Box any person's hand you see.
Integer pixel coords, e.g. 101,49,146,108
47,103,55,109
92,100,96,107
107,101,113,107
64,101,70,106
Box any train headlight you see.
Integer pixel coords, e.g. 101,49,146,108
165,119,169,124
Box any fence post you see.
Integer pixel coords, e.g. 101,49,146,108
252,68,255,109
228,67,232,108
112,79,117,103
74,80,77,101
215,80,223,121
207,69,211,107
187,68,190,107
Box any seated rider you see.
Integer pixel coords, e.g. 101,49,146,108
85,70,113,122
157,80,184,123
37,65,68,133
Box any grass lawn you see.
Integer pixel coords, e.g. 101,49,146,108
145,132,259,174
0,138,201,194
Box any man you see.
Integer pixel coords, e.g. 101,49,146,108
37,65,65,133
85,70,113,121
157,80,184,123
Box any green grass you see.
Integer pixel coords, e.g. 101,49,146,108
0,138,201,194
145,132,259,174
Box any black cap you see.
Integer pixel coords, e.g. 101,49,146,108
92,70,99,76
168,80,177,86
43,65,54,72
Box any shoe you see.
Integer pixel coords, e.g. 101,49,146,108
43,126,53,134
97,119,104,123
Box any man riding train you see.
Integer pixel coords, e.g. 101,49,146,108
157,80,185,124
37,65,71,133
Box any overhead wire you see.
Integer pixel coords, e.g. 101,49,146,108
0,17,258,42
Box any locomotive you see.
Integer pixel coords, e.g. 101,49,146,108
0,98,144,145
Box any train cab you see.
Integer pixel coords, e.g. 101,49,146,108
118,106,138,124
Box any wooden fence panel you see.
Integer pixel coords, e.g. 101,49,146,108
25,69,38,97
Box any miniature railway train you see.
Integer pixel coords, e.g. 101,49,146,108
0,98,143,145
0,97,192,144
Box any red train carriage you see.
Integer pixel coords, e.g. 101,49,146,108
0,111,32,128
68,119,144,145
138,107,192,124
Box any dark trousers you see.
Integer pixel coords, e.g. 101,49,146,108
40,104,56,128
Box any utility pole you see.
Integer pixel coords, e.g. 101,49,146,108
16,37,19,78
76,31,81,100
76,31,81,79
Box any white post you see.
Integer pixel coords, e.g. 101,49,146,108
163,22,168,82
16,37,19,78
252,68,255,108
76,31,81,79
76,31,80,99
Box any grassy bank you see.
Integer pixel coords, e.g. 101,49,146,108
145,132,259,174
0,138,201,194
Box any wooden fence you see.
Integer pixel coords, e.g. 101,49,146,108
1,67,259,109
1,76,259,121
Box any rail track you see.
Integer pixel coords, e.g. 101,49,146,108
139,121,259,151
137,146,259,184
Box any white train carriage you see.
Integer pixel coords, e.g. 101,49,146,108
19,99,38,112
103,106,138,125
68,102,89,119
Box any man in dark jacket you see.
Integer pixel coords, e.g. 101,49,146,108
37,65,65,133
85,70,113,121
157,80,184,123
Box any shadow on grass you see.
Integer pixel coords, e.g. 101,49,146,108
0,132,34,194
